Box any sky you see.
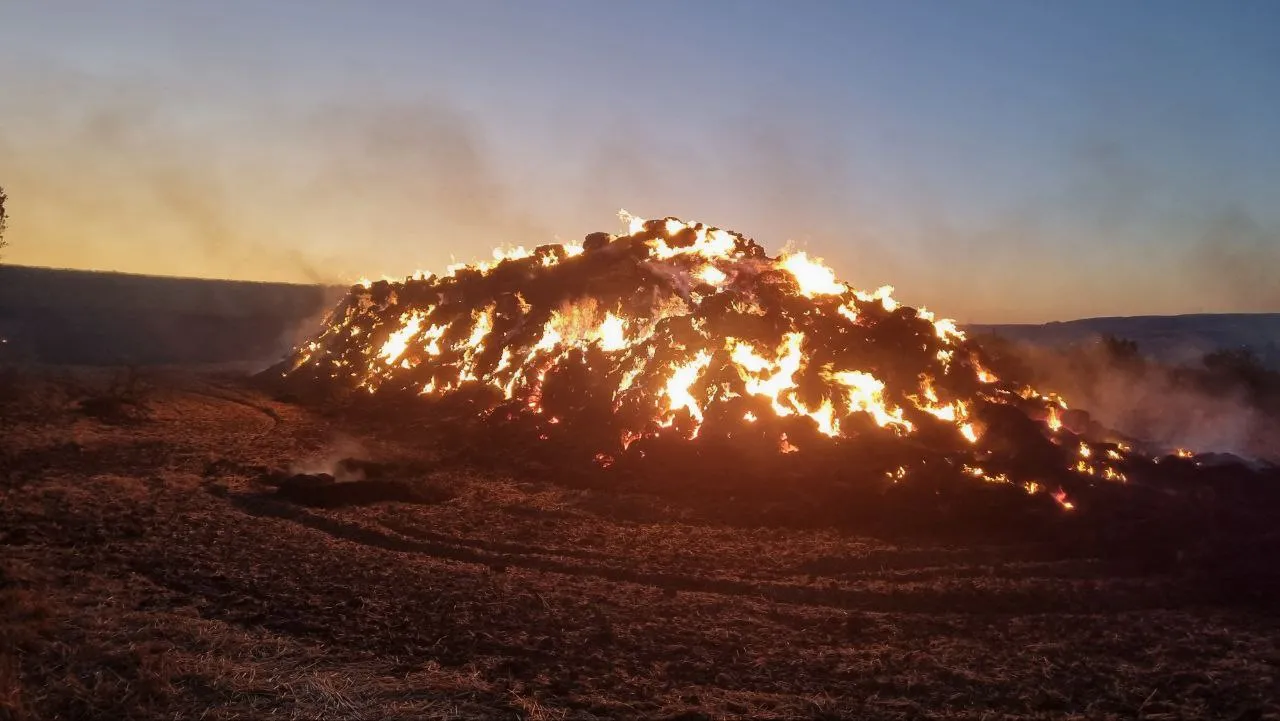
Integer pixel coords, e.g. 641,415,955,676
1,1,1277,323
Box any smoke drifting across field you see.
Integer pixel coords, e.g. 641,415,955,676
2,58,1279,324
0,66,545,286
987,338,1280,461
0,64,883,300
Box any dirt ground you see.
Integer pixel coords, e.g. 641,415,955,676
2,369,1278,720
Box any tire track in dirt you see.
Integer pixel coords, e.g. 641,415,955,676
182,387,284,431
378,516,626,565
225,491,1176,616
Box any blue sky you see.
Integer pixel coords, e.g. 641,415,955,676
1,1,1277,322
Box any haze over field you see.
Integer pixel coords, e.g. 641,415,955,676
7,6,1280,720
1,1,1278,322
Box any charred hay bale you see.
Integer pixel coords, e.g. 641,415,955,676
582,231,612,252
973,402,1067,471
868,474,1067,542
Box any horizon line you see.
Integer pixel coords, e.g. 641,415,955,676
3,261,1279,327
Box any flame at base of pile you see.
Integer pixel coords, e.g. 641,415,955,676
287,212,1163,514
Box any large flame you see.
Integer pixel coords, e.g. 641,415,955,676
289,212,1140,508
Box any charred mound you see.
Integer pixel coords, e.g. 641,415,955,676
270,213,1280,535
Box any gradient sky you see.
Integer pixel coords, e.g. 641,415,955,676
1,1,1277,323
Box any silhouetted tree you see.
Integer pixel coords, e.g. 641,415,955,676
1200,347,1280,409
1099,334,1145,374
1101,334,1139,361
0,185,7,259
1204,347,1262,377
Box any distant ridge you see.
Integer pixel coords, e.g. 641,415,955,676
971,313,1280,369
1,265,1277,368
0,265,342,365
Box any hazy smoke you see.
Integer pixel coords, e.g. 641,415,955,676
1187,208,1280,311
256,284,352,374
0,63,553,285
1004,339,1278,460
3,59,1278,325
290,435,368,480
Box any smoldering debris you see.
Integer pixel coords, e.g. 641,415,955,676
271,213,1280,525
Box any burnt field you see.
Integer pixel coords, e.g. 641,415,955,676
3,367,1280,720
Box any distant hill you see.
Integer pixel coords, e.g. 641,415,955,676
2,265,1278,369
970,314,1280,369
0,266,342,367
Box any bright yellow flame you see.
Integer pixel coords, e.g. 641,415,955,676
533,325,562,353
781,252,844,297
972,356,998,383
698,265,728,286
854,285,898,311
662,351,714,425
620,209,645,235
1102,467,1127,482
932,317,965,343
1046,406,1063,432
730,334,805,418
418,324,446,357
808,398,838,437
635,214,740,261
467,307,493,348
921,376,940,404
458,307,495,382
379,311,426,365
492,245,532,263
829,370,913,432
597,313,627,352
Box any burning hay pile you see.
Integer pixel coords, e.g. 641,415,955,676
279,213,1275,525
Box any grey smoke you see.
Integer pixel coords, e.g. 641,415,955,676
0,62,552,284
1005,339,1278,460
1187,208,1280,311
290,435,369,480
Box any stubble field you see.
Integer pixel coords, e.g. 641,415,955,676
2,369,1278,720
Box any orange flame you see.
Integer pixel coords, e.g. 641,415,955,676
293,212,1104,511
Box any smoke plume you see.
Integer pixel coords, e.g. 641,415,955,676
993,338,1280,461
